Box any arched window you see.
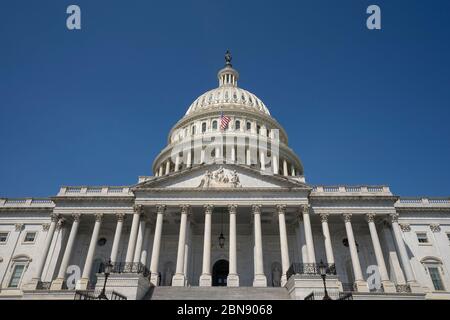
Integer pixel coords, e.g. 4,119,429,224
191,125,196,135
7,255,31,288
246,122,251,131
202,122,207,133
235,120,240,130
257,125,261,135
212,120,218,130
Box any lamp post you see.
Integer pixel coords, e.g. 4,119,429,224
318,260,332,300
98,259,113,300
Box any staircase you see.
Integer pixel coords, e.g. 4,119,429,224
144,286,291,300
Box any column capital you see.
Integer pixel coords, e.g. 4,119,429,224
228,204,238,214
430,223,441,233
390,213,399,223
204,204,214,214
156,204,166,215
343,213,352,223
42,223,50,231
94,213,103,222
133,204,144,215
299,204,310,215
50,213,60,222
116,213,126,222
72,213,81,222
56,218,66,230
319,213,329,223
366,213,376,223
15,223,24,231
251,204,262,215
276,204,286,215
399,223,411,232
180,204,191,215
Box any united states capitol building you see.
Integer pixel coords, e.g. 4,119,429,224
1,53,449,300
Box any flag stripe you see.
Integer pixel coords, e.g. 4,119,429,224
220,112,231,130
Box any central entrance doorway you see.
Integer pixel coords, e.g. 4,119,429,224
212,259,229,286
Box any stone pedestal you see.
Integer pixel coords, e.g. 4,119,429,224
227,274,239,287
150,273,160,287
50,278,65,291
409,281,425,294
253,274,267,287
95,273,151,300
75,278,89,290
355,280,370,293
22,278,40,291
285,274,342,300
382,280,397,293
172,274,186,287
199,274,212,287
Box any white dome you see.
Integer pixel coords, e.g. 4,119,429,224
185,86,271,116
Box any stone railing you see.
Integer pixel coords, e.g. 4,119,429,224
311,185,392,195
58,186,132,196
0,198,54,207
396,198,450,207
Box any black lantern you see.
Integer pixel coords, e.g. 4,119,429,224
98,259,113,300
318,260,332,300
219,232,225,248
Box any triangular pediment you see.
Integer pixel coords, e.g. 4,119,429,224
133,164,308,190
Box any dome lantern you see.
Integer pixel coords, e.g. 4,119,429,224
218,50,239,87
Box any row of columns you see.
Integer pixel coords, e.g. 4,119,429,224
156,153,297,177
34,204,420,293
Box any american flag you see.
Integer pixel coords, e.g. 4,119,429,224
220,111,231,130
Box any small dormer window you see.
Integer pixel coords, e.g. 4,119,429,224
417,232,429,244
212,120,218,130
246,122,251,131
24,232,36,243
235,120,240,130
202,122,207,133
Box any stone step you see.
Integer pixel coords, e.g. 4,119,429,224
145,286,291,300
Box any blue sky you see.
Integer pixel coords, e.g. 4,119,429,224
1,0,449,198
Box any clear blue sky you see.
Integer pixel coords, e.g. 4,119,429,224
1,0,449,198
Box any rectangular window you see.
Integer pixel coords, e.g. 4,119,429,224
0,232,8,243
8,265,25,288
428,267,445,291
24,232,36,243
416,232,429,244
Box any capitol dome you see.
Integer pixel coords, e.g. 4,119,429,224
152,51,304,179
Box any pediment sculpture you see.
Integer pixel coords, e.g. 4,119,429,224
198,166,241,188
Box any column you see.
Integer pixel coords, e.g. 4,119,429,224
31,213,59,285
246,148,251,166
260,150,265,171
165,160,171,174
172,205,190,286
186,150,192,168
277,205,290,286
140,223,152,267
366,214,396,293
272,154,279,175
51,213,80,290
133,217,147,263
77,213,103,290
175,154,181,172
110,213,125,263
390,214,422,293
150,205,166,286
343,214,368,292
227,204,239,287
200,205,213,286
296,215,309,263
320,213,334,264
125,205,143,267
283,159,288,176
183,218,191,286
291,165,296,176
158,166,163,176
301,205,316,263
252,205,267,287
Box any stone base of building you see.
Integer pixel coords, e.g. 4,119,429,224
408,281,425,294
21,278,40,291
227,274,239,287
171,273,186,287
50,278,65,291
381,280,397,293
199,274,212,286
253,274,267,287
95,273,151,300
354,280,370,293
285,274,342,300
75,277,89,290
150,272,160,286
